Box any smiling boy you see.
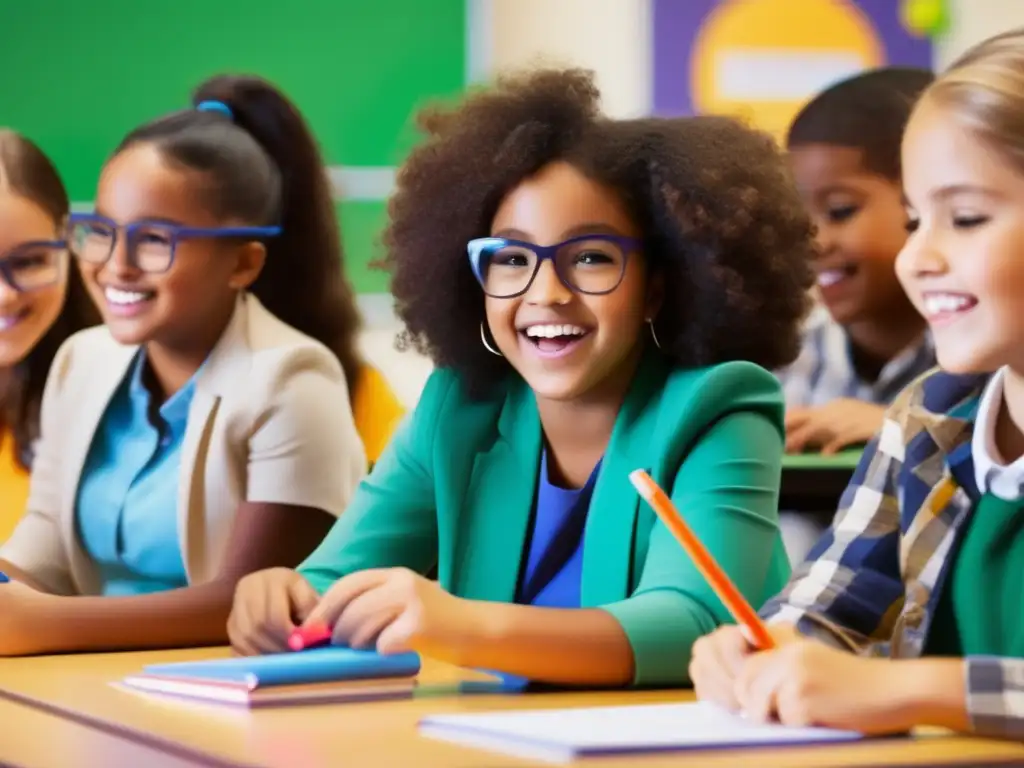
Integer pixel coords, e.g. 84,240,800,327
779,67,937,454
777,67,938,562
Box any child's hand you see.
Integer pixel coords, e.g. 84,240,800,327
785,399,885,455
301,567,481,658
734,640,922,734
227,568,321,656
690,624,801,711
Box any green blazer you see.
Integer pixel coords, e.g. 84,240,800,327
300,352,791,685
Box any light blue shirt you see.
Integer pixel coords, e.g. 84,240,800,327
76,353,197,596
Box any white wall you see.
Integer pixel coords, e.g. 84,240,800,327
936,0,1024,66
482,0,653,117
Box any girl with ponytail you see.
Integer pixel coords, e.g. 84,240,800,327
0,75,366,655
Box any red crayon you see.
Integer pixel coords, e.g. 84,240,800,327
287,622,332,651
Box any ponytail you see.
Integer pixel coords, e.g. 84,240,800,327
114,74,363,393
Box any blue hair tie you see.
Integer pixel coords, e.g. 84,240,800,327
196,100,233,120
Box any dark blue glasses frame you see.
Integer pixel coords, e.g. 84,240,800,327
0,240,68,292
467,234,641,298
67,212,281,274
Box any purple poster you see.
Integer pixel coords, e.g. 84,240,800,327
652,0,934,136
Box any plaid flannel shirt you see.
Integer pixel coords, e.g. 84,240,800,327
777,304,936,408
761,367,1024,740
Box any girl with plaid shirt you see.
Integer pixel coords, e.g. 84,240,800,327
690,28,1024,741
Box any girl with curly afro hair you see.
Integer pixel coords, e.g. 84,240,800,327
230,68,816,688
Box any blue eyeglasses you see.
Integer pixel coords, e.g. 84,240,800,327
0,240,68,294
467,234,640,298
0,240,69,293
67,213,281,274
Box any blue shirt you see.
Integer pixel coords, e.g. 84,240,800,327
517,451,600,608
76,353,197,596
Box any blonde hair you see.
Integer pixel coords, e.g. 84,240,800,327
921,28,1024,171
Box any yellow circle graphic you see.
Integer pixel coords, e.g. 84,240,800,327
691,0,883,139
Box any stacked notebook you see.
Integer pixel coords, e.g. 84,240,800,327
419,701,865,763
119,647,421,707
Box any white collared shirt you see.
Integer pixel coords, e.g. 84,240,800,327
972,366,1024,502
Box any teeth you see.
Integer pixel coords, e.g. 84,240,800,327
524,324,587,339
0,313,24,330
105,287,151,306
817,269,846,287
923,293,974,316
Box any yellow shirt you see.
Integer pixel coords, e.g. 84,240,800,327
0,430,29,543
352,366,405,466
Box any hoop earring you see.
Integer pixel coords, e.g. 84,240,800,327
480,322,503,357
647,318,662,350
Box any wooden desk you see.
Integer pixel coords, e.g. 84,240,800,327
780,449,862,512
0,694,202,767
1,648,1023,768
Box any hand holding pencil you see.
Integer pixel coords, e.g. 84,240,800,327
629,469,776,650
629,469,802,713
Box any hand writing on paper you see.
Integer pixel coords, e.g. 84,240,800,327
690,624,801,711
733,640,962,734
0,580,54,656
228,568,321,656
785,399,884,455
301,568,481,659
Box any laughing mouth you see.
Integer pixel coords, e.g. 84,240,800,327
0,308,29,330
521,323,591,355
816,263,858,288
103,285,156,308
921,291,978,321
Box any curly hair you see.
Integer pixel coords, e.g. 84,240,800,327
382,68,815,397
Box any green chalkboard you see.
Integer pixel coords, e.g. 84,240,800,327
0,0,466,293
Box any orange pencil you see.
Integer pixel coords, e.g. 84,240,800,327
629,469,776,650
